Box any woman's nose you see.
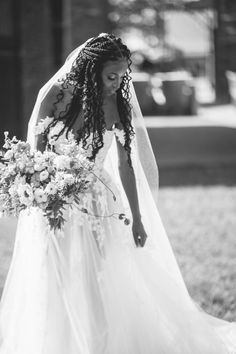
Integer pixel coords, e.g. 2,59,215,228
113,78,121,90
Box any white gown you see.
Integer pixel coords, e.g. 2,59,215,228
0,129,236,354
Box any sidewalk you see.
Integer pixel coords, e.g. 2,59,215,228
145,104,236,129
145,104,236,185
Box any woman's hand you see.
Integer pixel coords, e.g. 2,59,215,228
116,139,147,248
132,216,148,248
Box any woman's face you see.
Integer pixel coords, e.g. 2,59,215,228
101,59,128,96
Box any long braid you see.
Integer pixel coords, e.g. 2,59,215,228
44,33,134,165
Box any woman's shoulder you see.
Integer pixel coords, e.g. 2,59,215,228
47,81,74,102
37,81,74,123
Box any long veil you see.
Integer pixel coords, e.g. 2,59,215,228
1,34,236,354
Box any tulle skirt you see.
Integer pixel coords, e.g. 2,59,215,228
0,167,236,354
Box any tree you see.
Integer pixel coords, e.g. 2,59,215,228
108,0,206,39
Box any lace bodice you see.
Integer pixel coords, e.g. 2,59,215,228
93,130,114,168
72,128,126,250
83,128,125,173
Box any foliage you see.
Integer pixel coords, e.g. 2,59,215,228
108,0,187,37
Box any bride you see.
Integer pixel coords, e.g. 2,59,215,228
0,33,236,354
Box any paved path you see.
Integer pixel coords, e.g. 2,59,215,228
145,105,236,129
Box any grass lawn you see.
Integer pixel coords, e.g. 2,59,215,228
0,186,236,322
158,186,236,321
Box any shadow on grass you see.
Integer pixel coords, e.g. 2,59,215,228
159,165,236,187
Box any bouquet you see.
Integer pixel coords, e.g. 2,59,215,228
0,131,94,230
0,118,130,230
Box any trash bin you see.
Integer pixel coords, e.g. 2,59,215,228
132,72,161,115
158,71,198,115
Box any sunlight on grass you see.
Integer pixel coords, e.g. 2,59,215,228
158,186,236,321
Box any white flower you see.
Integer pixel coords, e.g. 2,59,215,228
54,171,74,189
45,182,57,195
54,155,71,170
17,161,26,171
4,150,14,160
15,141,30,153
17,175,26,184
43,151,56,160
8,165,17,176
17,184,26,195
34,152,47,170
40,170,49,181
18,184,34,206
48,136,57,146
34,188,47,204
34,151,43,160
34,163,45,172
25,163,35,174
34,116,54,135
62,174,75,185
9,185,18,196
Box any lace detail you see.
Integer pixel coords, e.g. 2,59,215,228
76,130,116,252
114,128,125,146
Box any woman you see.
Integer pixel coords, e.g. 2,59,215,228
0,33,236,354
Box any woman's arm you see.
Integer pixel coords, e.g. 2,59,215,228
116,138,148,247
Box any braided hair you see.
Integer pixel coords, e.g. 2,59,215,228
45,33,134,166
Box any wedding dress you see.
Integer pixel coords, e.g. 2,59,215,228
1,34,236,352
0,126,236,354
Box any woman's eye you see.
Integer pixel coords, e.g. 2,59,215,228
107,75,125,81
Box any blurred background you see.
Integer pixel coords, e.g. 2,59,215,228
0,0,236,320
0,0,236,185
